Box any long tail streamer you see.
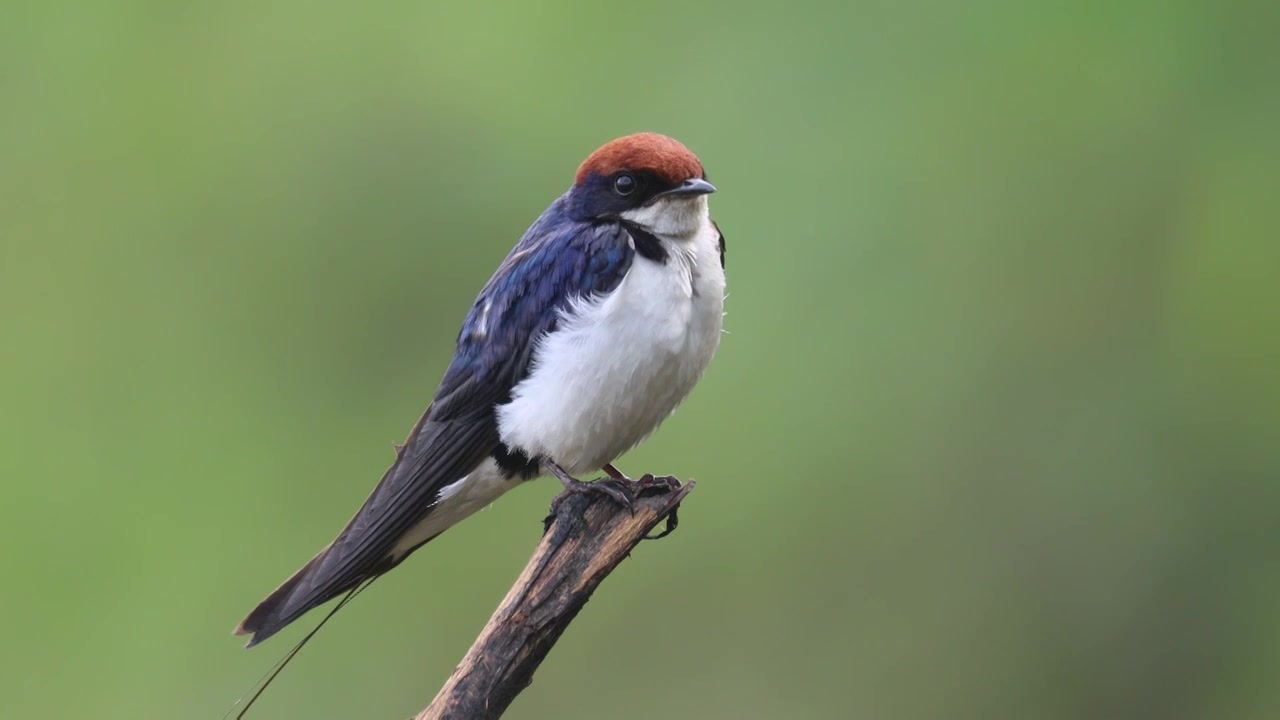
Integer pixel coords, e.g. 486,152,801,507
223,578,377,720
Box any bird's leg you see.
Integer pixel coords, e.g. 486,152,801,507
602,463,630,481
547,460,634,514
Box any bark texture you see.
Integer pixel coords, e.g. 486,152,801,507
414,478,694,720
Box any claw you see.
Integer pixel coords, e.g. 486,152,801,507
546,461,636,516
593,477,636,512
544,463,684,530
635,474,681,496
643,504,680,540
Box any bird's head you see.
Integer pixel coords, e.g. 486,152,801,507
567,132,715,237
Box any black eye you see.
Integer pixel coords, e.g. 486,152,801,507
613,174,636,196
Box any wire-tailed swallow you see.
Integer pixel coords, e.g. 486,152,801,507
235,132,726,647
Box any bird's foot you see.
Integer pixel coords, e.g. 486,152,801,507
634,474,683,540
543,463,685,535
550,477,636,515
547,461,635,517
633,472,682,496
602,465,681,496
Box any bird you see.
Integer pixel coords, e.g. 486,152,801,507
234,132,726,648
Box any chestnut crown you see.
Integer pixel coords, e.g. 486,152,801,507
567,132,713,221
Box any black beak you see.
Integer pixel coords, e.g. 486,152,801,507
657,178,717,199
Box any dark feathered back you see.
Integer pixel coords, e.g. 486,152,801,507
234,196,641,647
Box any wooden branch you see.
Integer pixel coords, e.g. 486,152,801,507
414,477,695,720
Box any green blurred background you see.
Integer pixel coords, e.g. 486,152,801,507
2,1,1278,718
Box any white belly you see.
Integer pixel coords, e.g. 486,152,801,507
497,226,725,475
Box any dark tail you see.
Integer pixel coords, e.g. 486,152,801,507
233,546,361,648
225,580,374,720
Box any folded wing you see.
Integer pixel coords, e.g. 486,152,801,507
235,199,638,646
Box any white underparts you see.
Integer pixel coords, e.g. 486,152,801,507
497,195,726,475
387,196,725,559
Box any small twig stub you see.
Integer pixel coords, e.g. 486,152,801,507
415,477,694,720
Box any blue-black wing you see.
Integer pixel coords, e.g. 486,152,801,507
237,198,636,646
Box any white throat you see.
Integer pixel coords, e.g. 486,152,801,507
619,195,709,239
497,197,726,475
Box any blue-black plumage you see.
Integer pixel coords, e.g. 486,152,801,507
235,132,725,649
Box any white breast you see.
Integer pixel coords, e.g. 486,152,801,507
497,220,725,475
